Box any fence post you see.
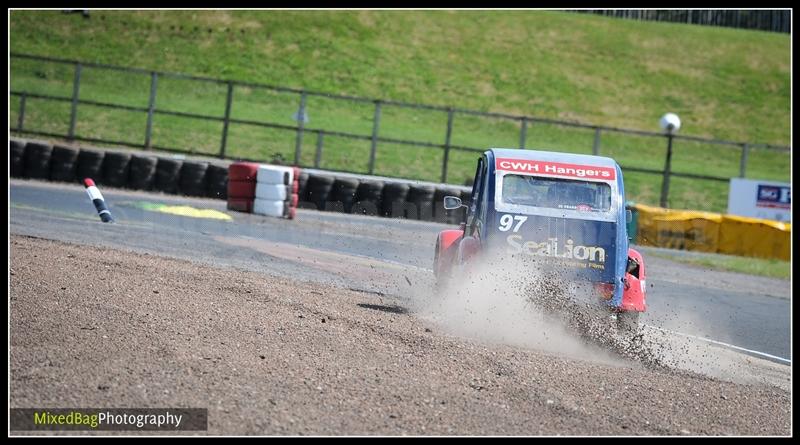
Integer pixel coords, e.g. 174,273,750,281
315,130,324,168
519,117,527,149
369,100,381,174
441,108,455,183
144,71,158,149
67,63,82,140
739,143,750,178
592,127,601,155
659,133,674,208
17,93,27,131
294,91,307,165
219,81,234,159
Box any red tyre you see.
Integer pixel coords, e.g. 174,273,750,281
228,162,260,181
289,193,299,208
287,206,297,220
227,198,253,213
227,179,256,199
291,179,299,194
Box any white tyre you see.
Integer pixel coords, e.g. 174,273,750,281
257,164,293,185
255,182,288,201
253,198,286,217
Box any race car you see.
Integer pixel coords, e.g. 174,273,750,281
433,148,646,334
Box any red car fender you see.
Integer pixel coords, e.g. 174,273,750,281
621,248,647,312
434,229,463,278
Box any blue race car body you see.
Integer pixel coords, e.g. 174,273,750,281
434,148,647,328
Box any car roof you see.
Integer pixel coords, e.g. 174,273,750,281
489,148,619,169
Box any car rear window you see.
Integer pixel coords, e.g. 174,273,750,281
501,174,612,212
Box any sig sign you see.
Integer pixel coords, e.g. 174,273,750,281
728,178,791,222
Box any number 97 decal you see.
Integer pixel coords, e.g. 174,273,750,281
498,214,528,232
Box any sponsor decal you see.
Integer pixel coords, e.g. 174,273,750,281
505,234,606,269
495,158,616,180
756,185,790,209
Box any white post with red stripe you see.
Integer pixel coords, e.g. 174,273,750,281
83,178,114,223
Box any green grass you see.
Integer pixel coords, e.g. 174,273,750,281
647,250,791,280
9,10,791,211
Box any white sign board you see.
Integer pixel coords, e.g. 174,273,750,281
727,178,791,222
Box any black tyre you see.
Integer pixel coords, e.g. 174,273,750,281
23,141,53,180
305,174,335,211
355,180,384,202
406,183,436,221
354,180,384,216
330,177,360,213
49,144,80,183
154,157,183,194
102,151,132,188
206,163,228,199
76,149,105,183
179,161,209,197
10,139,26,178
128,154,158,190
381,182,410,217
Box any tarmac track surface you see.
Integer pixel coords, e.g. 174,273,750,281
8,180,792,435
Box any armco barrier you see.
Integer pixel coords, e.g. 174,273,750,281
718,215,791,261
650,211,722,253
633,203,791,261
631,202,671,247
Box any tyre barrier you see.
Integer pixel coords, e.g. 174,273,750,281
128,154,158,190
228,162,260,182
154,157,183,194
179,161,209,197
23,141,53,180
297,171,309,199
10,139,26,178
251,164,297,219
49,144,80,183
354,180,384,216
206,163,228,199
14,139,237,200
102,151,132,188
253,198,288,217
305,174,336,211
381,182,410,217
406,184,436,221
227,179,257,199
330,177,360,214
225,161,259,214
289,167,300,220
255,183,290,201
76,148,105,184
11,138,478,225
257,164,292,185
227,197,254,213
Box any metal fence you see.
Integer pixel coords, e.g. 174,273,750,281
574,9,791,33
9,52,791,209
